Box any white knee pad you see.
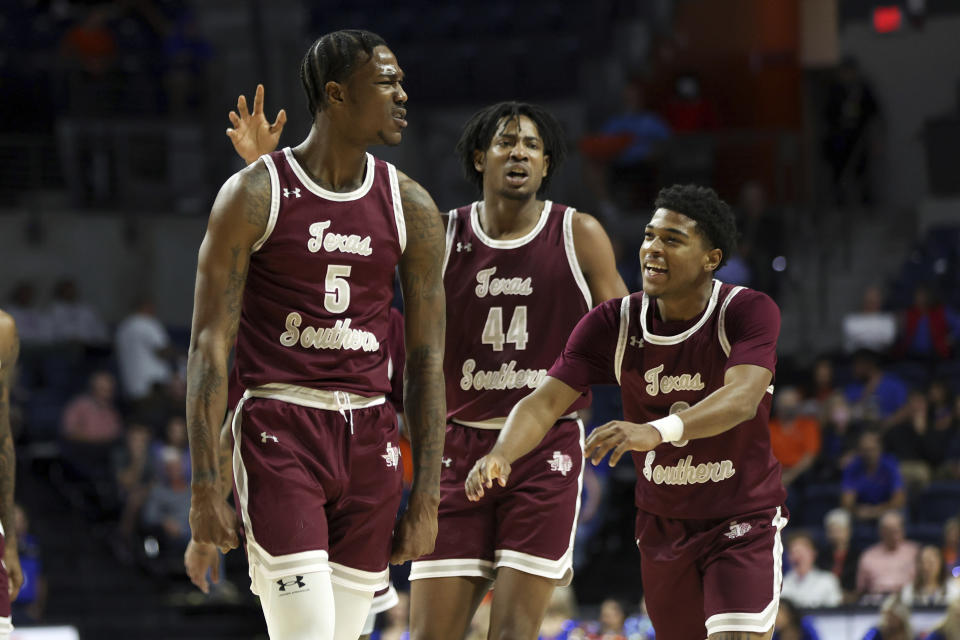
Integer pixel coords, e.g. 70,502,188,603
331,582,375,640
254,569,336,640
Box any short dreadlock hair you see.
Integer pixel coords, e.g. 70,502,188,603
653,184,737,268
455,102,567,196
300,30,387,117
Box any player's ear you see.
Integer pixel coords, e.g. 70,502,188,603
704,248,722,272
473,149,485,174
324,81,345,108
542,153,550,178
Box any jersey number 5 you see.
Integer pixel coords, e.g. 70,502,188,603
324,265,352,313
481,306,528,351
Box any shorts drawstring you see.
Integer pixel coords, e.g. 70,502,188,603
334,390,354,435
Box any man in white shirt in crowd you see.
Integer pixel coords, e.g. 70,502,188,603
781,531,843,608
115,298,175,403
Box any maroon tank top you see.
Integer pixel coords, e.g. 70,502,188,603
235,148,405,396
615,282,786,518
443,200,591,423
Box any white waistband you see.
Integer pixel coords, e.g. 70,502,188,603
452,412,579,430
243,383,386,411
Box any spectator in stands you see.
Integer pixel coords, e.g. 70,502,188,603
896,285,959,362
856,511,919,604
772,598,820,640
842,429,906,522
48,278,109,347
5,281,53,346
115,297,174,405
885,389,953,492
900,544,960,606
769,387,821,488
152,415,189,478
943,517,959,575
926,595,960,640
822,57,881,206
60,370,124,487
11,504,46,624
112,422,155,542
662,72,720,132
946,395,960,481
814,392,858,482
141,445,191,553
598,598,627,638
809,357,839,411
781,531,842,607
843,285,897,355
844,349,908,422
860,594,913,640
580,79,671,214
929,380,955,431
819,508,861,603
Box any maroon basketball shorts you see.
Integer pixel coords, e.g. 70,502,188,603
0,530,10,637
232,385,403,595
636,505,788,639
410,418,584,585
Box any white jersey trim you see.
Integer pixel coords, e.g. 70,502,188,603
562,207,592,309
329,561,390,592
451,412,579,430
387,163,406,254
409,558,496,581
704,506,787,635
640,279,722,345
614,296,631,385
717,285,745,357
470,200,552,249
243,384,385,411
370,584,399,614
441,209,458,274
0,614,11,635
251,153,281,253
283,147,376,201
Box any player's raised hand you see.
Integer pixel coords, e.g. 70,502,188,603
464,453,511,502
189,487,239,554
390,493,439,564
184,538,221,594
226,84,287,165
584,420,662,467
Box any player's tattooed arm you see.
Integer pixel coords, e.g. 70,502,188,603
186,163,269,552
0,310,23,600
572,212,629,305
392,171,446,563
226,84,287,165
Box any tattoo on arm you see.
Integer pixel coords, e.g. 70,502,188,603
398,174,446,499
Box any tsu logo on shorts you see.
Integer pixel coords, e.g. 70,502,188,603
276,576,307,594
382,443,400,469
548,451,573,476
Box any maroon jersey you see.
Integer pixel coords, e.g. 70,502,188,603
235,148,405,396
442,200,592,424
549,281,786,519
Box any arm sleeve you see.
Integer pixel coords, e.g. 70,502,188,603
723,289,780,374
547,299,621,393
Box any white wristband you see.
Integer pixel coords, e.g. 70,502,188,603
649,414,684,443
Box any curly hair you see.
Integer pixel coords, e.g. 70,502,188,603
653,184,737,268
300,30,387,117
455,101,567,196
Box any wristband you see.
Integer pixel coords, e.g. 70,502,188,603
649,414,684,443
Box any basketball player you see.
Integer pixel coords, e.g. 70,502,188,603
186,30,446,640
225,93,628,638
0,311,23,640
467,185,788,640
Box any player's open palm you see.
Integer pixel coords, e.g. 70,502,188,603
464,453,511,502
391,496,439,564
4,541,22,601
226,84,287,165
189,493,239,554
585,420,662,467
